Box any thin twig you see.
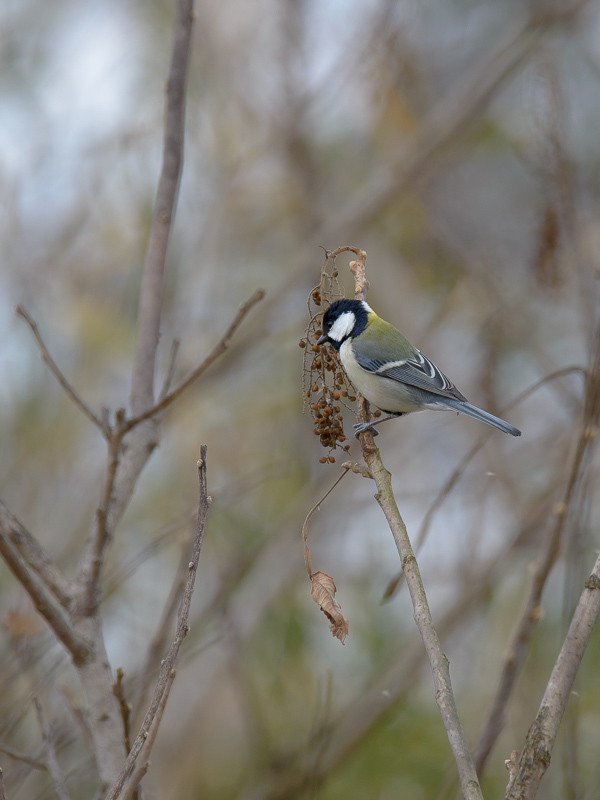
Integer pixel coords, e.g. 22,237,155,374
121,669,176,800
112,669,132,754
474,323,600,776
124,288,266,432
302,466,352,578
302,464,358,644
365,449,483,799
0,741,46,771
34,698,72,800
0,529,90,665
505,551,600,799
105,446,210,800
132,519,196,720
0,499,72,608
345,250,483,800
75,430,123,613
15,305,106,434
130,0,195,415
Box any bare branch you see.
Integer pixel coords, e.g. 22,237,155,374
124,288,266,432
474,323,600,775
90,0,196,635
0,741,46,771
302,465,352,579
365,448,483,799
0,527,91,665
74,431,123,613
15,305,106,434
121,669,176,800
0,499,71,607
344,250,483,800
132,520,195,720
106,446,210,800
34,698,72,800
505,552,600,799
130,0,195,414
112,668,132,755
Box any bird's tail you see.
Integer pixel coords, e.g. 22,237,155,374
441,398,521,437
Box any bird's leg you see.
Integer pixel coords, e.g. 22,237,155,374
353,413,402,438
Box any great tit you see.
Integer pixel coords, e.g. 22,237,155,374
317,299,521,438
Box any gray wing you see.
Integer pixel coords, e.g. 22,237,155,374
355,348,467,402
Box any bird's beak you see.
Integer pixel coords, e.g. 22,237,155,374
316,334,328,346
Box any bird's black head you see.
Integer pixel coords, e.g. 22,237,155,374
317,299,370,351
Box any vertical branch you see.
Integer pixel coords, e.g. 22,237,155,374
121,670,176,800
105,447,210,800
73,0,197,586
131,521,196,720
364,447,483,800
59,4,198,788
340,249,483,800
75,429,123,610
130,0,195,414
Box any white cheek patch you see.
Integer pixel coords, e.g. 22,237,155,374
328,311,356,342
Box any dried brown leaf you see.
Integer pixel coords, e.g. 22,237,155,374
310,571,349,644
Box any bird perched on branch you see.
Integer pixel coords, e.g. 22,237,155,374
317,299,521,438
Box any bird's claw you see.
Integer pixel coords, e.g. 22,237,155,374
353,422,379,439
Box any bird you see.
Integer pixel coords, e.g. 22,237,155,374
317,298,521,438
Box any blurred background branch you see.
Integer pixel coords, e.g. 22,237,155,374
506,550,600,799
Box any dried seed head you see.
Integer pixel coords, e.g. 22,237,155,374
302,268,358,464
